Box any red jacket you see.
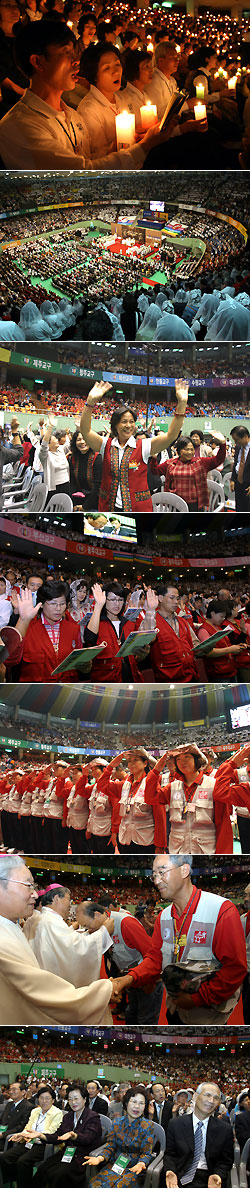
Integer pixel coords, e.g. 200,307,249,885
19,616,81,682
98,437,153,513
84,616,143,683
223,618,250,669
150,611,198,682
197,620,237,679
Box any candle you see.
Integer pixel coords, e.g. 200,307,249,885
194,101,206,121
196,83,205,99
116,111,135,149
147,40,154,51
218,67,224,77
228,75,237,90
140,101,157,129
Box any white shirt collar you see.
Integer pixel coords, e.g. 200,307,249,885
192,1112,209,1133
89,84,120,111
22,89,76,122
113,435,136,449
125,81,146,100
155,67,170,83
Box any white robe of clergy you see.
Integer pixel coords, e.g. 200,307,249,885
30,906,112,987
0,916,113,1025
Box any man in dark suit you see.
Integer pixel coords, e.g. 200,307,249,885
0,1084,31,1150
150,1083,173,1140
230,427,250,512
86,1082,109,1116
163,1082,234,1188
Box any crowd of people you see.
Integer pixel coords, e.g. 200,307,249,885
1,1035,250,1097
1,514,250,684
1,4,250,171
2,717,250,755
2,558,250,684
1,210,250,341
0,172,249,340
1,380,250,423
2,382,249,512
2,731,250,854
0,1065,247,1188
0,173,249,215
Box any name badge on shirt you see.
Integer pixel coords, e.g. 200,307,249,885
112,1154,131,1173
62,1146,76,1163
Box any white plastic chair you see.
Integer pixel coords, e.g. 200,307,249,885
3,468,35,507
207,477,225,512
223,472,235,505
46,492,73,513
3,475,45,512
22,484,48,513
152,491,189,512
208,468,223,483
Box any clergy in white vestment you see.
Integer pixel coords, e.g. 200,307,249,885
30,883,113,987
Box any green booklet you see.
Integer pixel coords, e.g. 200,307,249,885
51,642,106,676
193,627,233,656
117,630,157,658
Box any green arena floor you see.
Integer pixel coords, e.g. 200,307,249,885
11,218,191,300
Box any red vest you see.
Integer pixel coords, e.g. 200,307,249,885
87,617,143,683
99,438,152,512
198,620,237,679
150,611,197,682
86,451,98,490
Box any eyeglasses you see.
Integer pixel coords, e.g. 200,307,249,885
151,867,170,881
7,879,38,892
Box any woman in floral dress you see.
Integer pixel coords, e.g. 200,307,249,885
83,1087,155,1188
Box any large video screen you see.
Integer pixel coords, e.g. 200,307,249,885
149,201,165,212
83,514,137,542
229,704,250,729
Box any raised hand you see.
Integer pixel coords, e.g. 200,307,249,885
87,381,113,407
146,587,159,611
232,742,250,766
16,589,42,622
92,583,106,608
175,380,189,406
